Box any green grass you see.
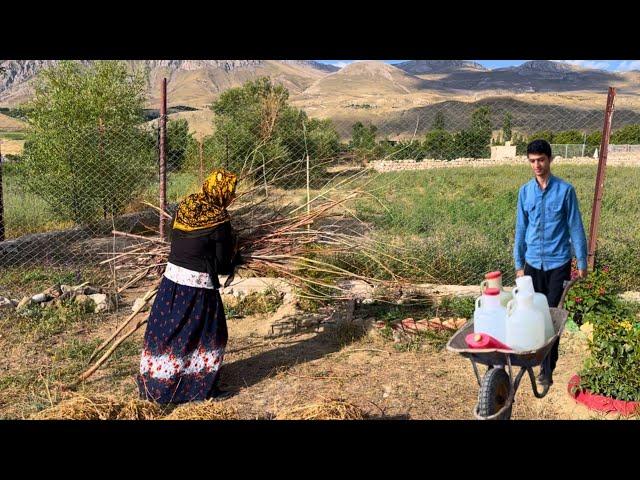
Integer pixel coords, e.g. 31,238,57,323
225,288,284,319
0,131,27,140
353,164,640,290
0,266,108,298
0,165,200,239
1,163,74,238
14,301,98,340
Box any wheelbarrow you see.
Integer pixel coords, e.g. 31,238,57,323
445,279,577,420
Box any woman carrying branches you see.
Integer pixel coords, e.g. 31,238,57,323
137,168,239,403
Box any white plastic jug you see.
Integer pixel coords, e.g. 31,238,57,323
480,271,513,308
473,287,507,344
505,293,545,352
513,276,555,341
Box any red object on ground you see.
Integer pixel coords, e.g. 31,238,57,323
485,271,502,280
464,333,512,350
568,374,640,416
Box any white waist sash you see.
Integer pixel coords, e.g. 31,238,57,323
164,262,215,289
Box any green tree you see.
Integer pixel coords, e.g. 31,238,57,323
432,111,446,130
502,112,512,142
553,130,584,144
393,140,424,160
349,122,378,162
423,129,455,160
611,124,640,144
461,106,492,158
209,77,339,186
586,131,602,146
166,118,193,171
512,133,529,156
18,61,154,224
530,130,554,144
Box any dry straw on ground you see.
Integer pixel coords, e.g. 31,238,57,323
275,398,367,420
31,393,162,420
161,400,239,420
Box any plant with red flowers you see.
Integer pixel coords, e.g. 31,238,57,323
564,265,619,326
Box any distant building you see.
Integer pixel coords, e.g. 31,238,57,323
491,141,517,160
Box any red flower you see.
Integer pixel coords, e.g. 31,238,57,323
575,297,583,304
602,265,610,273
599,288,605,295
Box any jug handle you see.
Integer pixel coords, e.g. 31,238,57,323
512,286,519,297
480,279,487,295
506,299,516,316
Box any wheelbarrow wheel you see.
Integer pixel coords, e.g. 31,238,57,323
478,367,512,420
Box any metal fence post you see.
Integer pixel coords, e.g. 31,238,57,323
159,78,168,240
199,137,204,185
0,141,4,242
587,87,616,271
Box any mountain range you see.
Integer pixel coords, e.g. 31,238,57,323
1,59,639,138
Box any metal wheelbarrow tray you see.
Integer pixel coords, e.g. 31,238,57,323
446,307,570,420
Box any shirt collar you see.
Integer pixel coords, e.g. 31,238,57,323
532,173,554,192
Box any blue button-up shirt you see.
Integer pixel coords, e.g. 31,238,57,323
514,174,588,271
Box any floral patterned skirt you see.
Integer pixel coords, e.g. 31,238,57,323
136,275,228,404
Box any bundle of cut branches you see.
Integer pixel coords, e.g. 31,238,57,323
74,154,432,387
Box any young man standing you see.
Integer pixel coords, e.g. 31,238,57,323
514,139,588,385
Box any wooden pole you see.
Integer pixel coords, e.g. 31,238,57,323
587,87,616,271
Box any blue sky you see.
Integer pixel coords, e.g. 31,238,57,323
317,60,640,72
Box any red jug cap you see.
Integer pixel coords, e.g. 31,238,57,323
484,288,500,296
485,271,502,279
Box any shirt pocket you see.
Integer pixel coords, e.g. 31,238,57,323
524,201,538,223
545,201,563,221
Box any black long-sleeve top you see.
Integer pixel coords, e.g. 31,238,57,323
167,220,235,288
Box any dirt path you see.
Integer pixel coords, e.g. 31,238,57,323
0,280,612,420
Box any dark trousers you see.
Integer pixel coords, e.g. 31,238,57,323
524,260,572,376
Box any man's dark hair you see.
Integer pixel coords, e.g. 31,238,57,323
527,139,552,158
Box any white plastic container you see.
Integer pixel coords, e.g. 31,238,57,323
513,275,555,341
480,271,513,308
473,287,507,344
505,293,546,352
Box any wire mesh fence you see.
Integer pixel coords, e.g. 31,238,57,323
1,63,640,290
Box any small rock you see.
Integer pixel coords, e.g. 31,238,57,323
0,297,16,309
31,293,50,304
74,294,93,308
132,297,150,313
382,385,392,399
362,298,375,305
16,296,32,311
44,285,63,299
88,293,112,313
220,294,238,307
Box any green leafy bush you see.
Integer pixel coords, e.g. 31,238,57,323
563,265,618,326
578,302,640,402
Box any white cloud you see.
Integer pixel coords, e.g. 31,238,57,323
558,60,611,70
331,61,352,69
616,60,640,71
